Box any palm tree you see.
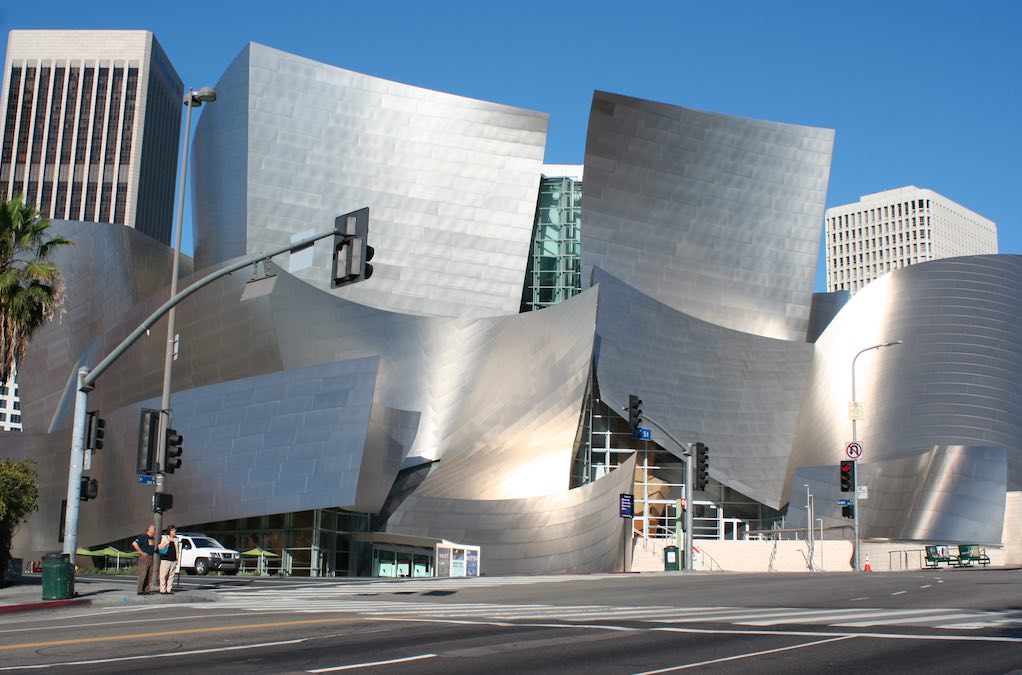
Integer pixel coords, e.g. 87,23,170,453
0,196,74,382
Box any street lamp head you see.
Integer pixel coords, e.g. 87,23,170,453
881,340,903,348
185,86,217,107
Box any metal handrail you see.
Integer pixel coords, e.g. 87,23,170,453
888,548,925,571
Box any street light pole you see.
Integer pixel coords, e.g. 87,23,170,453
153,87,216,546
850,340,902,571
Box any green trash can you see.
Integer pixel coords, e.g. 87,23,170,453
41,552,74,600
664,545,680,571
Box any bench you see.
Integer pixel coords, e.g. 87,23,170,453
924,545,960,568
956,545,991,567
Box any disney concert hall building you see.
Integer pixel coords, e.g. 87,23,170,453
5,41,1021,575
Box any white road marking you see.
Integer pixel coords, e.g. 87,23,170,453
920,585,932,589
736,608,946,626
360,615,1022,643
0,605,154,625
632,636,855,674
849,597,869,601
307,654,437,672
833,612,993,627
891,591,908,596
0,637,310,671
0,611,298,635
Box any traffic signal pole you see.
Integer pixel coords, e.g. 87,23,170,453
634,412,698,571
61,225,345,560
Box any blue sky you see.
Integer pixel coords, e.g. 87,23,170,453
2,1,1019,291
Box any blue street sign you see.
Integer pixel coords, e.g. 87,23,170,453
837,498,853,506
619,493,634,518
633,427,652,440
137,474,156,485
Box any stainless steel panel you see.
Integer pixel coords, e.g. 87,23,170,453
593,268,812,508
786,255,1022,508
387,455,636,575
788,445,1006,545
192,43,548,319
581,91,834,341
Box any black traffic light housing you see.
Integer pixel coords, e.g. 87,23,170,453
137,409,160,474
86,411,106,451
694,442,710,491
153,492,173,513
627,394,643,432
331,207,373,288
842,504,854,519
840,460,855,492
79,476,98,501
165,427,183,474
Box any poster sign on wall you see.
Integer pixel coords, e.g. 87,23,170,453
466,549,479,576
451,548,466,577
436,546,451,577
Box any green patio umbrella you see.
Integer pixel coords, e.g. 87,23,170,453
96,546,137,570
75,546,137,570
241,547,279,575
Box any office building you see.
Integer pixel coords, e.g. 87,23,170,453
825,186,997,294
0,30,182,244
0,367,21,432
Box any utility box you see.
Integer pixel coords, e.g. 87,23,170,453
41,552,74,600
664,545,680,571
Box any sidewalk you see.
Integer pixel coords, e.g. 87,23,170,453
0,575,219,614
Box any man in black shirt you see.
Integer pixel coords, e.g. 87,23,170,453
131,524,156,595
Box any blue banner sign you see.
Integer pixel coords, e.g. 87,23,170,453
633,427,653,440
620,493,634,518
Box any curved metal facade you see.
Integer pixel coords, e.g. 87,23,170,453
581,91,834,341
192,43,548,319
592,269,813,508
7,220,603,562
5,48,1017,568
786,255,1022,538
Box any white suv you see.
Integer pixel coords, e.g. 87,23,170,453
177,534,241,576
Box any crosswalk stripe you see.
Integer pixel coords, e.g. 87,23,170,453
739,608,955,626
194,585,1022,630
831,612,1001,627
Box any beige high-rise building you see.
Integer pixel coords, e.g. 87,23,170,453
0,30,182,244
825,186,997,294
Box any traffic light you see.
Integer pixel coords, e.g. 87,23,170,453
164,427,183,474
840,460,855,492
85,411,106,451
694,442,710,491
842,504,854,519
137,409,160,474
79,476,98,501
331,207,373,288
627,394,643,431
152,492,173,513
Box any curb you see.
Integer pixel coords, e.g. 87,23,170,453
0,597,91,615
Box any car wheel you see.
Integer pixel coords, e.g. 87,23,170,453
195,558,210,576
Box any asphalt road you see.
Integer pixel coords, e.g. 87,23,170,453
2,569,1021,673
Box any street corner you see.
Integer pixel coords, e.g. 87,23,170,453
88,588,221,607
0,595,91,615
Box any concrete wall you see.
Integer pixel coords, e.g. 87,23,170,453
631,536,1011,572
